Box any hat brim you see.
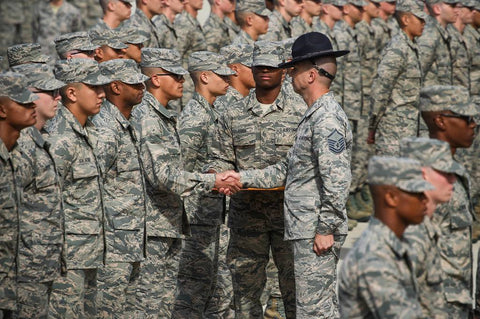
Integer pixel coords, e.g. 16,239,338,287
82,72,112,86
397,179,434,193
412,11,428,21
255,8,271,17
162,65,189,75
107,42,129,50
10,90,39,104
32,78,66,91
122,73,150,85
432,160,465,176
449,102,480,117
213,67,236,76
278,49,349,68
126,36,149,45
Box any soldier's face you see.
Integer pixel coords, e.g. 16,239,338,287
289,61,311,94
459,6,474,24
405,13,425,38
423,167,456,210
438,2,459,24
158,71,185,101
396,189,427,226
346,4,364,23
30,89,61,121
252,66,284,89
363,0,379,19
285,0,304,18
115,0,133,20
188,0,203,11
253,14,270,35
324,4,343,21
170,0,186,14
125,43,143,63
147,0,164,14
219,0,235,14
0,98,37,130
208,72,230,96
440,112,477,148
379,1,395,15
473,9,480,28
304,0,322,17
77,84,105,116
237,64,255,89
120,82,146,106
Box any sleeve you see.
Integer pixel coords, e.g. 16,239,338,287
205,108,237,173
48,135,74,183
417,27,438,81
313,114,351,235
239,157,288,188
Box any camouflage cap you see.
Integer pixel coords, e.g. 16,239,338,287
396,0,429,19
117,24,149,45
100,59,149,84
54,59,112,85
322,0,348,5
120,0,135,4
54,31,99,57
347,0,368,6
252,41,285,68
11,63,66,91
400,137,464,175
420,85,479,116
470,0,480,10
7,43,50,67
89,29,128,50
236,0,271,16
367,156,434,193
140,48,188,75
188,51,235,76
426,0,458,5
0,72,39,104
220,44,254,67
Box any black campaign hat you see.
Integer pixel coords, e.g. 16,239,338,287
278,32,349,68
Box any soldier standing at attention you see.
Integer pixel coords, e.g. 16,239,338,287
47,59,112,318
32,0,83,60
215,41,307,318
231,0,271,45
313,0,346,49
419,85,478,317
91,59,149,318
368,0,426,156
291,0,322,36
174,0,207,107
400,137,460,318
204,0,236,52
0,72,38,319
259,0,304,40
91,0,134,32
152,0,185,49
338,156,431,318
371,0,398,52
9,64,65,319
128,0,163,48
417,0,459,86
172,51,234,318
130,48,240,318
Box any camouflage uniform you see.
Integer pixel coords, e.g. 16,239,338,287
47,59,111,318
369,30,424,156
204,14,233,52
32,0,83,59
417,15,454,86
0,73,39,315
130,48,218,318
224,16,241,41
339,156,433,318
214,42,306,319
232,30,255,45
400,137,465,319
259,10,292,41
464,24,480,102
174,11,207,107
152,14,179,49
372,15,400,53
419,85,479,316
447,24,471,90
241,89,351,318
90,59,150,318
127,8,161,48
291,16,312,37
172,52,234,319
7,43,50,68
70,0,103,28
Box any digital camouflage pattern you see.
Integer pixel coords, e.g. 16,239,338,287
7,43,50,67
187,51,235,75
240,91,351,317
369,30,423,156
220,43,254,67
259,10,292,41
291,15,312,38
417,17,453,86
89,28,128,50
464,24,480,102
447,24,471,90
54,58,111,85
372,16,399,54
54,31,99,58
70,0,103,29
232,30,255,46
224,16,240,41
339,217,424,318
127,8,161,48
419,85,478,115
32,0,83,59
203,13,232,53
152,14,179,49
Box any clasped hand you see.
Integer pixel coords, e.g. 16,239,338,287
214,170,242,196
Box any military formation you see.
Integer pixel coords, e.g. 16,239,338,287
0,0,479,318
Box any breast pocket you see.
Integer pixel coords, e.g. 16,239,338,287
275,127,296,159
233,132,256,162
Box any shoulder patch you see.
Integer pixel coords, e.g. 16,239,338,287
327,129,345,154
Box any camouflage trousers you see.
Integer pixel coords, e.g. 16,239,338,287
292,238,340,319
349,117,369,193
48,269,98,319
0,263,16,312
127,236,182,318
262,253,286,319
15,281,52,318
172,224,234,319
96,261,141,319
227,228,295,319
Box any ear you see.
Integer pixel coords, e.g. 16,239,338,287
0,99,8,119
149,74,162,88
160,0,169,6
111,81,122,95
200,71,210,84
434,114,447,131
95,47,104,61
214,0,222,6
246,14,254,26
342,4,349,14
277,0,285,8
229,64,239,76
65,86,78,103
107,0,116,11
432,3,442,16
384,188,399,208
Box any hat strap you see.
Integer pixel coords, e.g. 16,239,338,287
313,64,335,81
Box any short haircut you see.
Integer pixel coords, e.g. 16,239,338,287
99,0,112,13
235,10,251,27
394,11,409,28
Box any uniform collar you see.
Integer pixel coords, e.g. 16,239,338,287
143,91,177,120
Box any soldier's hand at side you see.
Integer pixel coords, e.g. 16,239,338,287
367,130,375,144
313,233,334,256
215,171,242,195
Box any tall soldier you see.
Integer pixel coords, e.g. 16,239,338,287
92,59,150,318
313,0,346,50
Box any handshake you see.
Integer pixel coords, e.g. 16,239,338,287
213,170,243,196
